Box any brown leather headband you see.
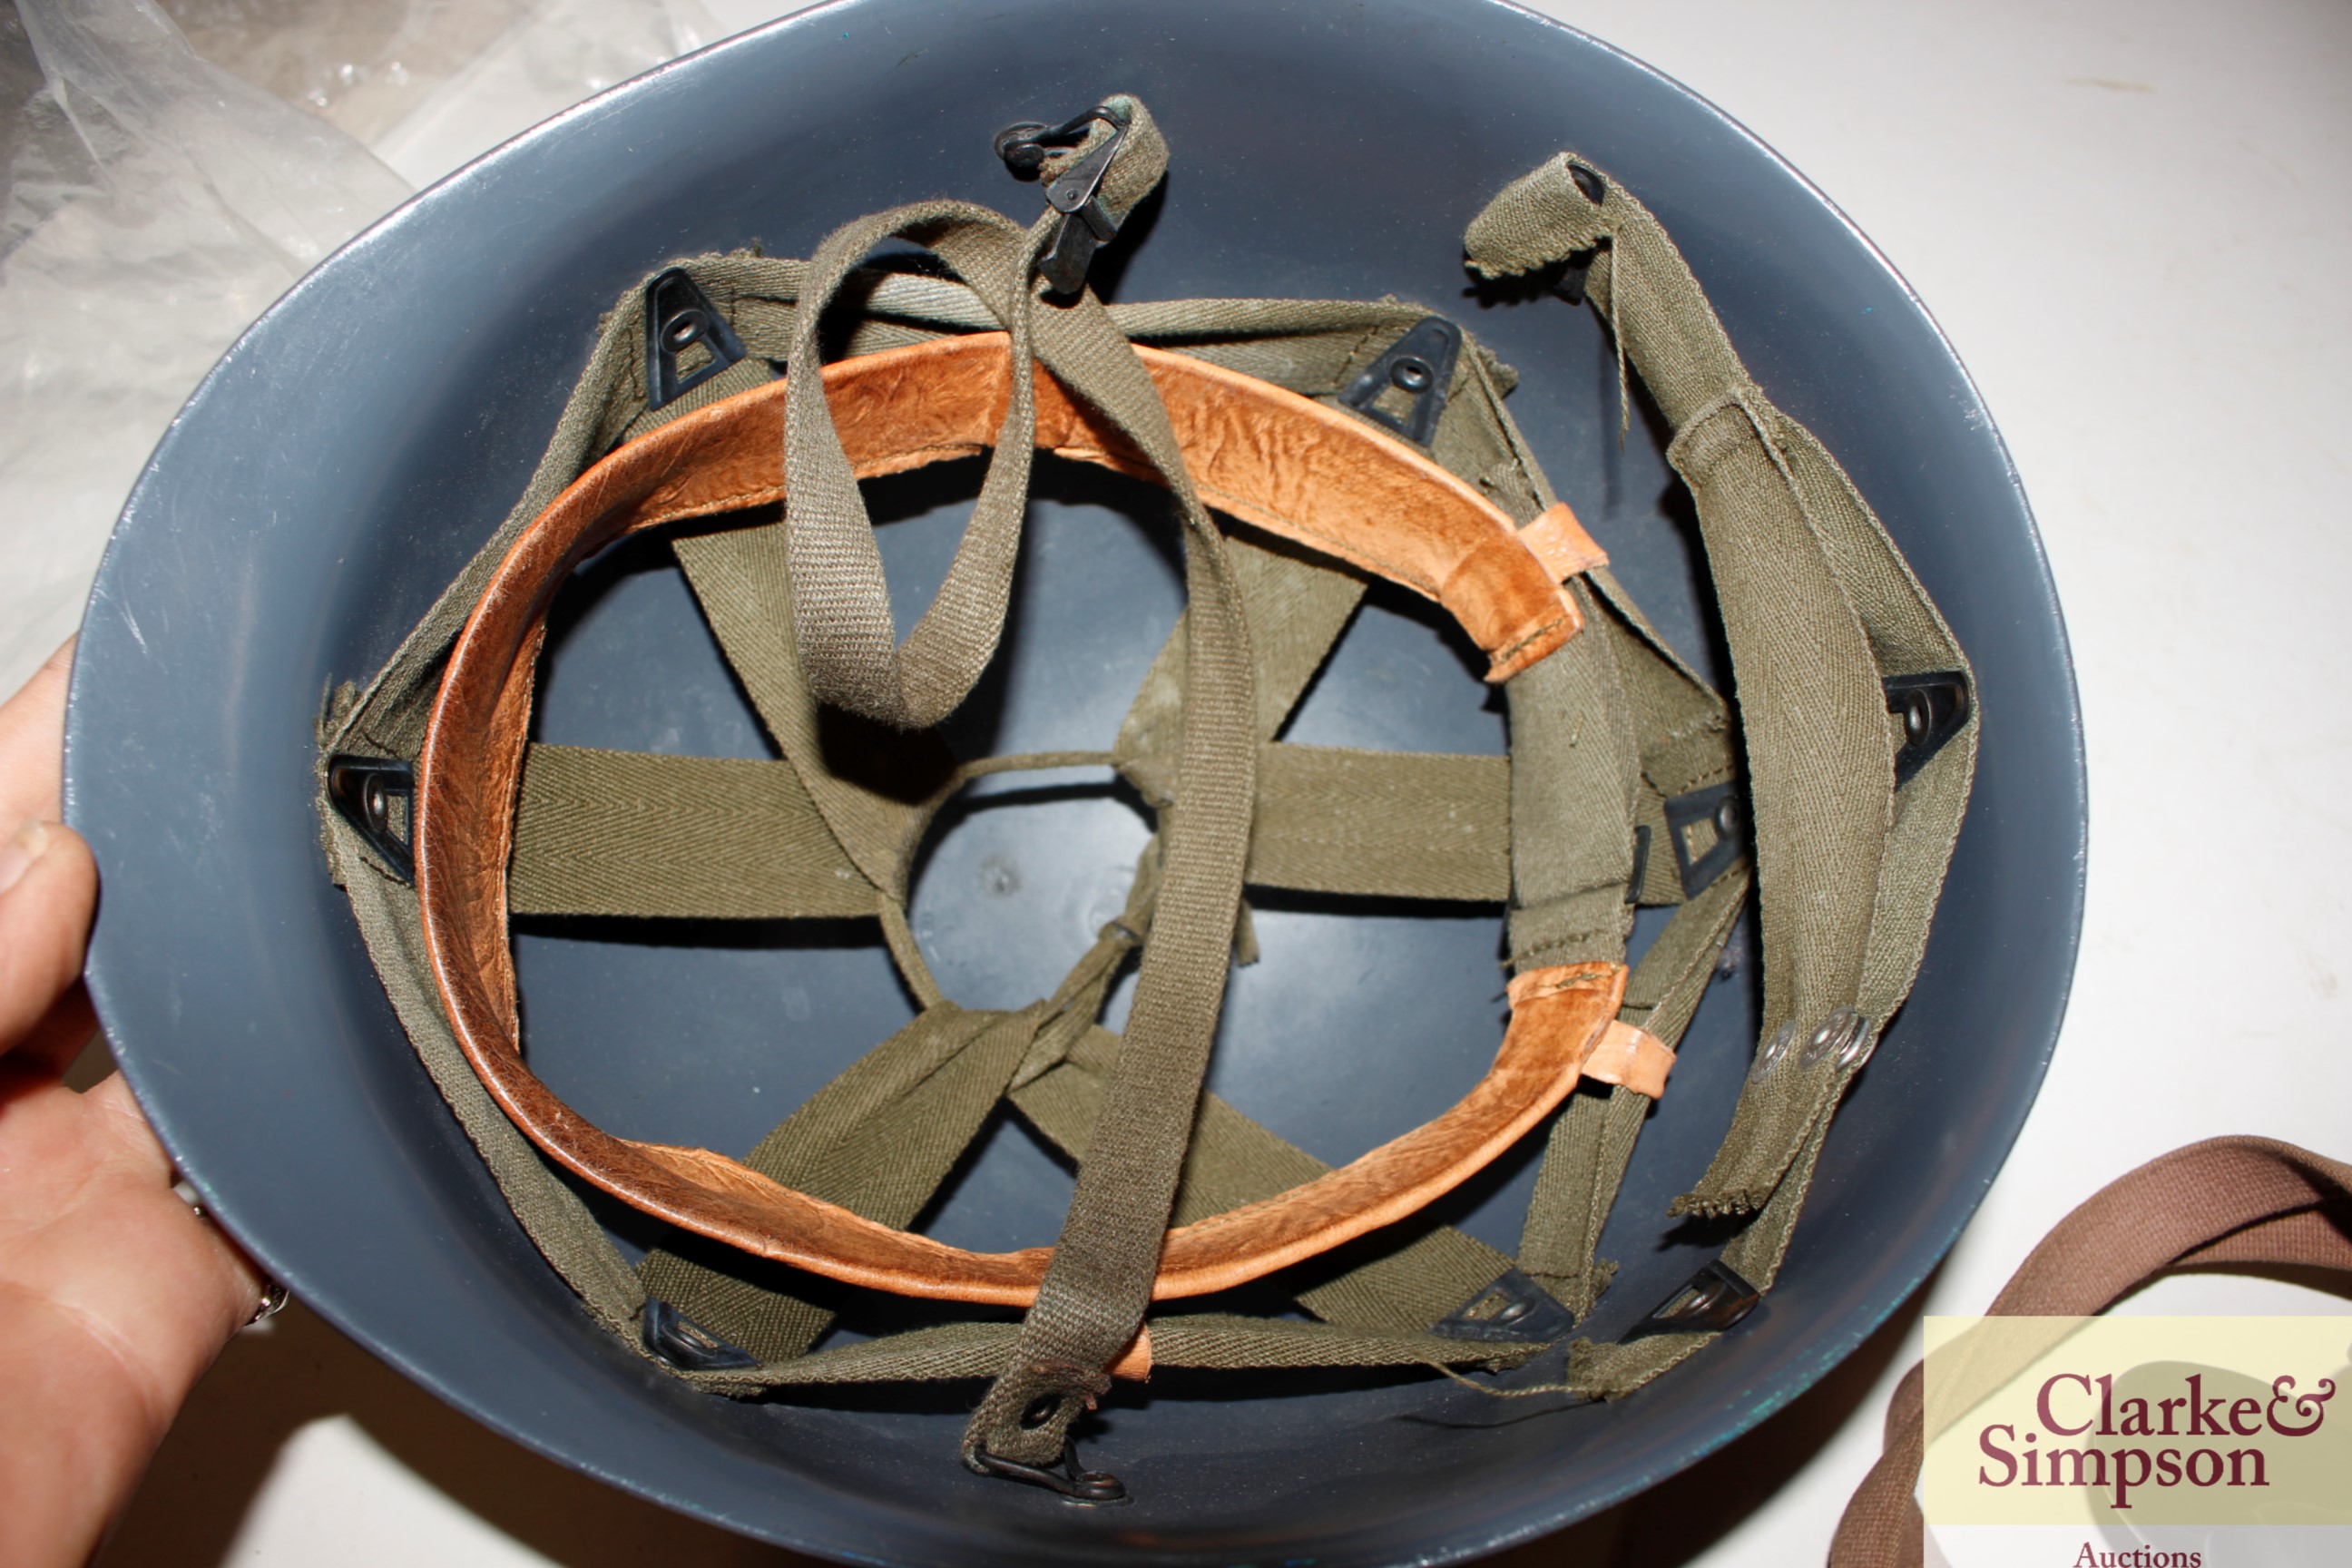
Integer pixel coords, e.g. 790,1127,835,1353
416,334,1617,1308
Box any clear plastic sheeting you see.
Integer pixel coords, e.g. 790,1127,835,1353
161,0,722,185
0,0,728,695
161,0,542,147
0,0,406,693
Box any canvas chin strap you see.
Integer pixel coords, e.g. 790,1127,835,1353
316,99,1976,1499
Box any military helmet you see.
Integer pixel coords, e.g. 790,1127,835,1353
64,1,2081,1562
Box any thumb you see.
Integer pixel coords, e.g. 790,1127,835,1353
0,817,100,1055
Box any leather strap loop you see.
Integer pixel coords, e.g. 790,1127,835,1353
1832,1138,2352,1568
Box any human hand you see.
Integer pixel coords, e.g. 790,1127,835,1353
0,640,265,1567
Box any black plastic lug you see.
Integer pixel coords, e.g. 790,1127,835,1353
1432,1268,1575,1344
644,268,749,410
1662,781,1745,897
1338,316,1463,446
326,755,415,881
640,1298,760,1372
1555,251,1596,307
995,103,1132,299
1625,822,1652,905
971,1436,1131,1505
1619,1260,1762,1343
1885,671,1972,786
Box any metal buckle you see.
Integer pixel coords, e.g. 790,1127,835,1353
1338,316,1463,447
643,267,750,410
970,1436,1131,1505
995,103,1132,299
325,755,415,881
1619,1260,1763,1343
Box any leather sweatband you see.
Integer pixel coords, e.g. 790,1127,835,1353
415,333,1616,1307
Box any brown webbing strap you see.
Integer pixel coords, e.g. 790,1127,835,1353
1831,1137,2352,1568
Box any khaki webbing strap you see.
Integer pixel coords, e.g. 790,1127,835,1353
1516,866,1750,1320
673,1311,1542,1393
319,304,643,768
508,745,877,919
506,740,1514,914
1504,576,1641,973
1115,531,1369,810
642,836,1164,1385
1248,745,1509,902
330,831,649,1345
1468,152,1975,1397
961,221,1263,1467
1592,610,1738,906
638,1004,1047,1367
779,203,1045,730
673,524,952,900
1007,1026,1518,1338
1105,521,1524,1335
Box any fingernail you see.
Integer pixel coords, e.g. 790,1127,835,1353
0,818,52,897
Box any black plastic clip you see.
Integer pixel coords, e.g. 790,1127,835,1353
1662,780,1745,897
1431,1268,1576,1345
995,103,1132,299
1620,1260,1762,1343
971,1436,1131,1505
1339,316,1463,447
326,755,415,882
1885,671,1972,786
644,268,749,410
640,1298,760,1373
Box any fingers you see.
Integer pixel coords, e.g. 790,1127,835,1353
0,638,74,828
0,818,99,1057
0,1073,264,1568
80,1067,268,1364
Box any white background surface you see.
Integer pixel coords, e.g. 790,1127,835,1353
10,1,2342,1563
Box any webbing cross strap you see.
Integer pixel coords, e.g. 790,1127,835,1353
1467,152,1978,1396
315,99,1975,1500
